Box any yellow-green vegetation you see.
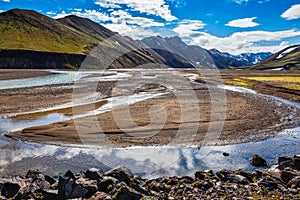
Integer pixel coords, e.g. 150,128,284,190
243,76,300,91
12,100,107,119
244,76,300,83
224,78,251,88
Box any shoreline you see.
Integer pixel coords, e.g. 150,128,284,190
1,154,299,199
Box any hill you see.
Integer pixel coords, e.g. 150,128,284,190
252,45,300,70
0,9,158,69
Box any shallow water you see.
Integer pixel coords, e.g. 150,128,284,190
0,127,299,178
0,70,299,178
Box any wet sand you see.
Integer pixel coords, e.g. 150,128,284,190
1,69,300,147
0,69,56,80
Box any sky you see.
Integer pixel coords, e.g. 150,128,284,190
1,0,300,55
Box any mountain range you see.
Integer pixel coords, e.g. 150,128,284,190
0,9,296,70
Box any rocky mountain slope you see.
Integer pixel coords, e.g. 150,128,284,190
142,36,271,69
0,9,273,69
0,9,158,69
252,45,300,70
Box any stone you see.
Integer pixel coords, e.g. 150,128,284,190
64,170,76,179
249,154,267,167
42,190,58,200
45,175,56,185
287,176,300,189
105,167,133,185
293,156,300,170
57,176,88,199
86,168,103,180
281,171,298,183
97,176,119,193
77,178,98,198
1,182,21,198
225,174,249,185
223,152,230,157
26,170,42,179
258,177,277,190
113,186,142,200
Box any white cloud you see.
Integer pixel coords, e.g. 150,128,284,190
110,10,164,27
174,24,300,54
94,0,177,21
173,19,206,37
104,22,158,39
233,0,249,4
53,10,111,22
281,4,300,20
95,1,121,9
1,0,10,2
225,17,260,28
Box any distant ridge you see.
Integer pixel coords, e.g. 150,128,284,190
252,45,300,70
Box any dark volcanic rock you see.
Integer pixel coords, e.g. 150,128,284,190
57,175,88,199
281,171,298,183
113,186,143,200
1,182,21,198
250,154,267,167
105,166,133,185
86,168,103,180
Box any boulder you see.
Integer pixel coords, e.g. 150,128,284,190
225,174,249,185
278,156,294,170
57,176,88,199
287,176,300,189
281,171,298,183
250,154,267,167
293,156,300,170
86,168,103,180
77,178,98,198
97,176,119,193
1,182,21,198
105,167,133,185
113,186,143,200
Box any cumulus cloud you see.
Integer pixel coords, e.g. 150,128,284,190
173,19,206,38
104,23,159,39
94,0,177,21
1,0,10,2
281,4,300,20
174,24,300,54
225,17,260,28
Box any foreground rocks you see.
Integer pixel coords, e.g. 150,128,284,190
1,155,300,199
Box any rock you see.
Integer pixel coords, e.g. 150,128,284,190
97,176,119,193
281,171,298,183
223,152,229,157
90,191,111,199
57,176,88,199
77,178,98,198
113,186,142,200
278,156,294,170
1,182,21,198
250,154,267,167
294,156,300,170
45,175,56,185
287,176,300,189
258,177,278,190
216,169,233,181
26,169,42,179
64,170,76,179
225,174,249,185
42,190,58,200
86,168,103,180
105,167,133,185
195,171,212,180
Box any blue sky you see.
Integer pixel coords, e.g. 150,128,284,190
1,0,300,54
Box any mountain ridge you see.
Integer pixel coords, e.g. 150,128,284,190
0,9,277,69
